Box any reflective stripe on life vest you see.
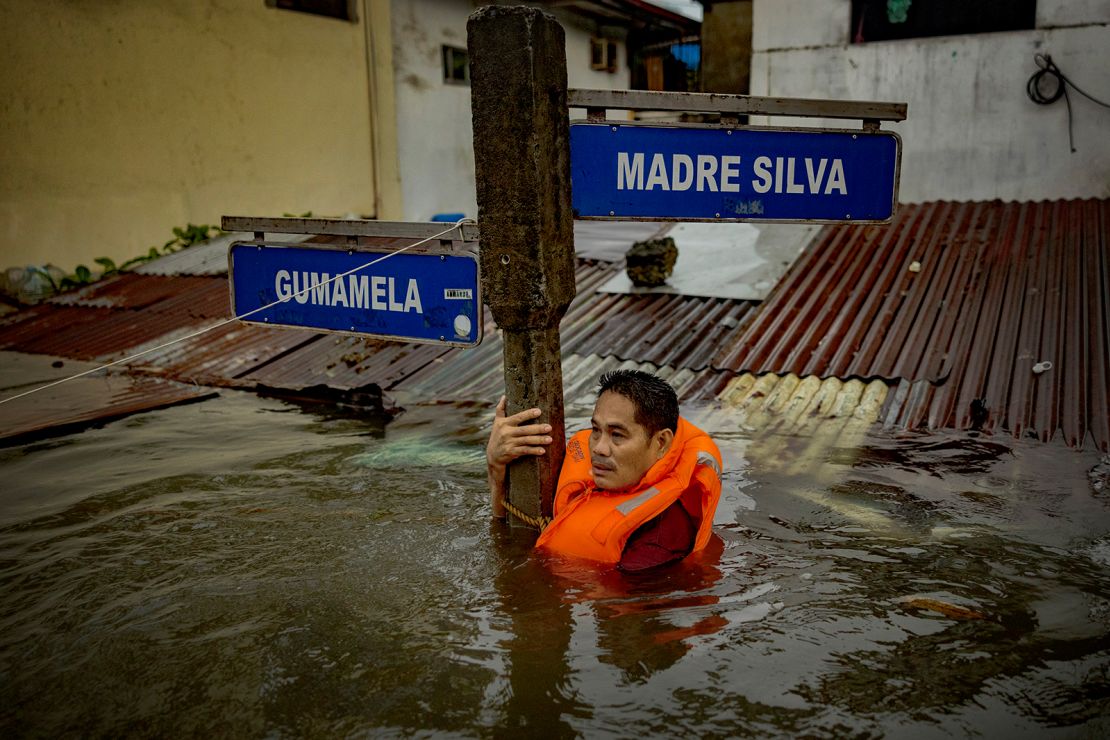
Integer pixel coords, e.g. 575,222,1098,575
615,486,662,515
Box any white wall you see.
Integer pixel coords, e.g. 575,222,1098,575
750,0,1110,202
390,0,630,221
564,25,633,121
391,0,477,221
1037,0,1110,28
565,27,630,90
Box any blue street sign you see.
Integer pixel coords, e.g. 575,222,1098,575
570,122,900,223
228,242,482,346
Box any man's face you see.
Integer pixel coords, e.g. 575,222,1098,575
589,391,669,491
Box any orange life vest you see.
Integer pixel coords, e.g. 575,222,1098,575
535,418,722,563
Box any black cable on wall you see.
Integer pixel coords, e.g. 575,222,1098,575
1026,53,1110,153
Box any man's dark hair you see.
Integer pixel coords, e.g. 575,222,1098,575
597,369,679,435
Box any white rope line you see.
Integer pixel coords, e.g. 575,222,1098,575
0,218,476,406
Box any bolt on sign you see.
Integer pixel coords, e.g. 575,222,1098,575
228,242,482,347
570,122,901,223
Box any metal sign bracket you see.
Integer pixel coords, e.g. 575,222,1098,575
568,88,907,129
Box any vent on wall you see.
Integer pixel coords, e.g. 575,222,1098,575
443,46,469,85
590,37,619,73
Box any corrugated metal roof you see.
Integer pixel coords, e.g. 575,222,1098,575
47,274,228,317
2,199,1102,450
126,321,318,386
714,199,1109,450
239,334,451,392
0,303,66,335
397,348,738,408
132,232,308,276
393,259,757,398
555,258,756,368
572,220,668,262
125,220,696,277
563,355,737,407
0,274,229,361
0,373,216,446
132,233,242,276
47,273,189,309
563,287,754,370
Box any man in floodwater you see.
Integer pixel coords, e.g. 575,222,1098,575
486,370,722,572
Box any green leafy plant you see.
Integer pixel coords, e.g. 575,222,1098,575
59,264,94,290
33,223,223,295
163,223,220,251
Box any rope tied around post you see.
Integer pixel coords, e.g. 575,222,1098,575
501,498,552,530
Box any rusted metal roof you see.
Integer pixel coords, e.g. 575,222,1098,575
2,199,1103,451
46,273,214,310
563,288,753,370
548,259,756,369
715,199,1108,450
0,306,174,360
127,321,319,386
239,334,451,392
132,233,242,276
0,274,229,361
393,259,757,399
0,368,216,446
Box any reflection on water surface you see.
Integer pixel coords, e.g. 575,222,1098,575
1,391,1107,736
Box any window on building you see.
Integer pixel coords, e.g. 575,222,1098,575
443,46,469,85
590,37,619,73
850,0,1036,43
635,40,699,93
266,0,357,22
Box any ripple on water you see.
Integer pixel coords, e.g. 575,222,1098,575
1,394,1108,735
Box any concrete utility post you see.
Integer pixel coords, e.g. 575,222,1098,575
468,5,576,524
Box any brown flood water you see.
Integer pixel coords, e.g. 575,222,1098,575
1,390,1108,737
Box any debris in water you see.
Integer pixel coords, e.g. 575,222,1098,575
897,596,986,620
1090,455,1110,494
256,382,394,414
969,399,989,432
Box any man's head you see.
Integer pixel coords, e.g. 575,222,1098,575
589,370,679,491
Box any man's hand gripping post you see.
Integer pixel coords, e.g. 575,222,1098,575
486,395,554,519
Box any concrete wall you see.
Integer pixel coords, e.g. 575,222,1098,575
390,0,476,221
0,0,395,271
562,15,631,121
701,0,753,94
391,0,631,222
750,0,1110,202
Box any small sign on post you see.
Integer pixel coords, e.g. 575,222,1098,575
570,122,901,223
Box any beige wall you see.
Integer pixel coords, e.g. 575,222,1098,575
0,0,399,271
